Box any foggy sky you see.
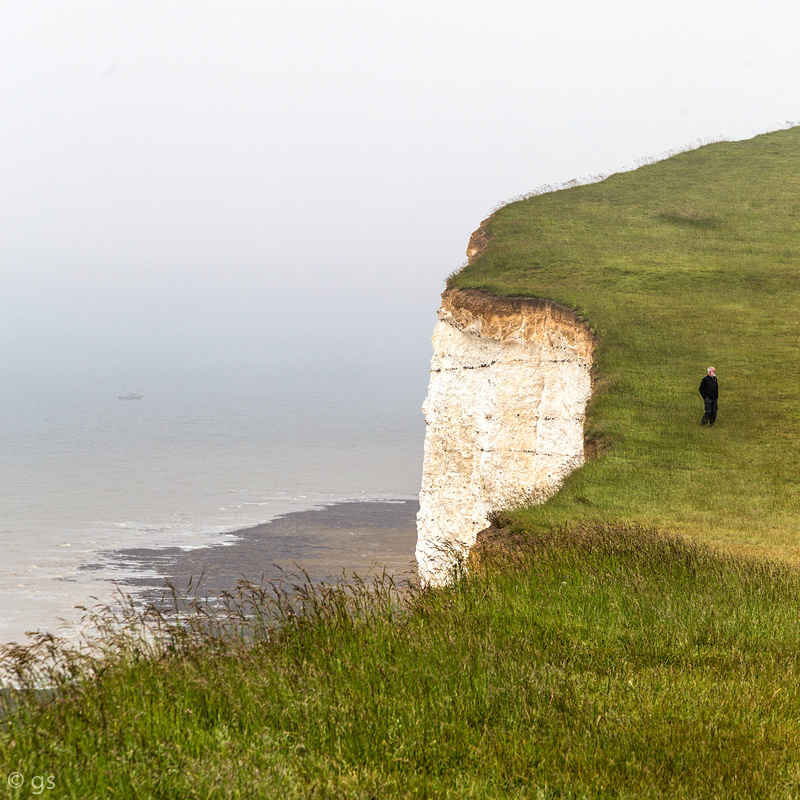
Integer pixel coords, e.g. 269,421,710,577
2,1,799,383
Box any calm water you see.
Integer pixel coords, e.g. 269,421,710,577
0,364,427,644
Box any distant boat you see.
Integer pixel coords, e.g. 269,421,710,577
118,393,144,401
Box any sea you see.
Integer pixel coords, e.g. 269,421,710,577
0,361,428,645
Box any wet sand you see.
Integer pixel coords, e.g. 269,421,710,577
90,500,419,599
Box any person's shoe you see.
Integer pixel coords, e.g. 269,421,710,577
701,417,708,425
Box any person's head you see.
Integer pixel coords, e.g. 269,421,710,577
708,367,716,376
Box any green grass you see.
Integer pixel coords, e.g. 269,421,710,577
4,128,800,797
450,127,800,561
4,527,800,798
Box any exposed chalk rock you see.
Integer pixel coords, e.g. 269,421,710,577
415,288,594,585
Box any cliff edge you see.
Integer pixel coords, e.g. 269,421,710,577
415,282,594,585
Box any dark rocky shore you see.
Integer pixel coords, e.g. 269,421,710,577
88,500,419,601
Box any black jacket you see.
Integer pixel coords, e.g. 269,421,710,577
699,375,718,400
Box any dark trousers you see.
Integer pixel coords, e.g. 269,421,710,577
701,396,718,425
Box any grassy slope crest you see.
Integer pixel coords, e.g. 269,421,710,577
450,126,800,561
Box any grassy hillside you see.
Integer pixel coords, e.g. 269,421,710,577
4,129,800,798
450,127,800,561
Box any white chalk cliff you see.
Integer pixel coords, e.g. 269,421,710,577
415,284,594,586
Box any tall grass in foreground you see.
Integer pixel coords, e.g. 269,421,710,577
3,524,800,798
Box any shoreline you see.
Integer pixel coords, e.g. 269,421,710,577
88,499,420,601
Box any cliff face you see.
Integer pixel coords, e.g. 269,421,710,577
415,287,594,585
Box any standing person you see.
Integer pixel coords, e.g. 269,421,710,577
699,366,719,426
